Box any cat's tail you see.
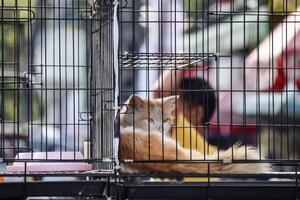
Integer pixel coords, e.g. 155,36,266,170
205,144,272,174
120,130,271,174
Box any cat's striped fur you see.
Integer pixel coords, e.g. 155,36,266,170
120,95,271,174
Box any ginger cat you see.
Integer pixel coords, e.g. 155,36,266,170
120,95,271,174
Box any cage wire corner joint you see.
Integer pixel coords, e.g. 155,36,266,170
113,0,121,171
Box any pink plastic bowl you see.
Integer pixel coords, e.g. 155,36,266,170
7,151,92,172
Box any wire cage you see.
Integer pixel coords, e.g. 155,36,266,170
0,1,93,156
0,0,113,198
2,0,300,199
117,0,300,199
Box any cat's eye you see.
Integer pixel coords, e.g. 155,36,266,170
163,118,170,123
149,118,154,123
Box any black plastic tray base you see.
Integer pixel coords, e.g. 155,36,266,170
121,181,300,200
0,180,106,199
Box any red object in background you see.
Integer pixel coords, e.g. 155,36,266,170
273,49,300,91
245,11,300,92
271,56,287,92
183,70,198,78
297,79,300,90
182,62,208,78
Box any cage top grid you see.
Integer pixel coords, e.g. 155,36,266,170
120,52,216,70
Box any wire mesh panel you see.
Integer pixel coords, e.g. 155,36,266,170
0,0,108,177
0,2,35,160
117,0,300,184
30,1,91,153
0,0,118,190
91,0,115,170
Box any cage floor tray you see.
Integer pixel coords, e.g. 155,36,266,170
7,152,92,172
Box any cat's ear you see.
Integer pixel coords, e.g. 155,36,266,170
162,95,179,117
162,95,179,105
127,95,144,109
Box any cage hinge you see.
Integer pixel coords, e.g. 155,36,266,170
23,72,43,87
0,71,39,87
223,159,232,164
123,159,134,163
104,101,120,110
79,112,93,121
1,8,35,23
